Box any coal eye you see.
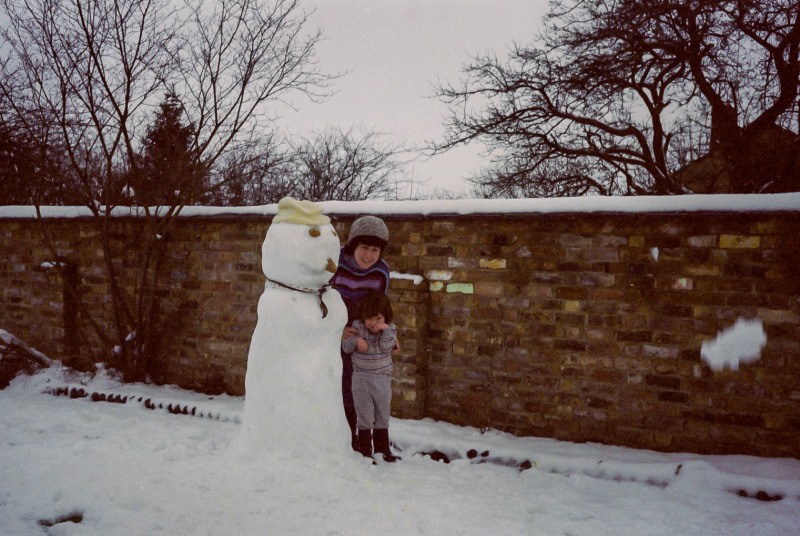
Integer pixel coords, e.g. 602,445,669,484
308,227,321,237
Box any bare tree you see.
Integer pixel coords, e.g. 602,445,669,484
287,128,404,202
204,134,296,205
205,127,406,205
433,0,800,197
0,0,331,381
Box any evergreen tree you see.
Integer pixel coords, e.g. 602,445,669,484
129,93,204,206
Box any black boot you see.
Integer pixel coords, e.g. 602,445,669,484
373,428,400,462
357,428,373,458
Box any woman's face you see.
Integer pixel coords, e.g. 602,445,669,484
354,243,381,270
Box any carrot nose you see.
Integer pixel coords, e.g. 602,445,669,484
325,258,337,273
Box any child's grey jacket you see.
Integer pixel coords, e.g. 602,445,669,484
341,320,397,375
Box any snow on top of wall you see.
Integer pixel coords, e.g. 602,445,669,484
1,193,799,219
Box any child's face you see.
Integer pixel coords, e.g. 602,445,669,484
364,313,386,333
353,243,381,270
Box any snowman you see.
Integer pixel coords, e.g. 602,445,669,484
240,197,350,457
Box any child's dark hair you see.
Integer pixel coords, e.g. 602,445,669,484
357,292,393,324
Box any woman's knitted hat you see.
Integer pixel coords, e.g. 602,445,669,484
347,215,389,246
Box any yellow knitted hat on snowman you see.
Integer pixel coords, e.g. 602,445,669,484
272,197,330,226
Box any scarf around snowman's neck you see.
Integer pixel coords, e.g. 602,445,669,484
264,276,330,318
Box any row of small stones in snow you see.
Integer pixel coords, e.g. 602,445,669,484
41,386,786,502
44,386,241,423
418,447,785,501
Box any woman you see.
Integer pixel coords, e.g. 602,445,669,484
330,215,391,450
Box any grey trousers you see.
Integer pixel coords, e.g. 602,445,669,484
352,371,392,430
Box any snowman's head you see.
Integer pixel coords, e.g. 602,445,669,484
262,198,340,288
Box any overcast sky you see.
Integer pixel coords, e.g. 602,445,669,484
277,0,550,197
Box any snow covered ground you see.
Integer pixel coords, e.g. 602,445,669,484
1,366,799,536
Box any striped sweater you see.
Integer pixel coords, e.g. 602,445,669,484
330,248,390,324
340,320,397,375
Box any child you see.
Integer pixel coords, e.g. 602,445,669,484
330,216,392,450
341,292,400,462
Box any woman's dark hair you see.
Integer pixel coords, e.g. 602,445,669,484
344,234,387,255
357,291,393,324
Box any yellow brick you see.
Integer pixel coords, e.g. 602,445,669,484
719,235,760,249
403,244,424,256
557,405,574,417
758,308,800,324
479,258,507,269
750,221,779,234
684,264,721,276
654,431,673,447
764,414,785,430
628,235,645,247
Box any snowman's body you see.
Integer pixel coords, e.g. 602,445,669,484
241,200,349,456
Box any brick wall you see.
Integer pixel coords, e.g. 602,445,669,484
1,204,799,457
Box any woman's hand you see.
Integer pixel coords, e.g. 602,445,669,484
342,325,359,340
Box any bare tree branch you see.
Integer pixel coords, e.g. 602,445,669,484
0,0,331,380
431,0,800,197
